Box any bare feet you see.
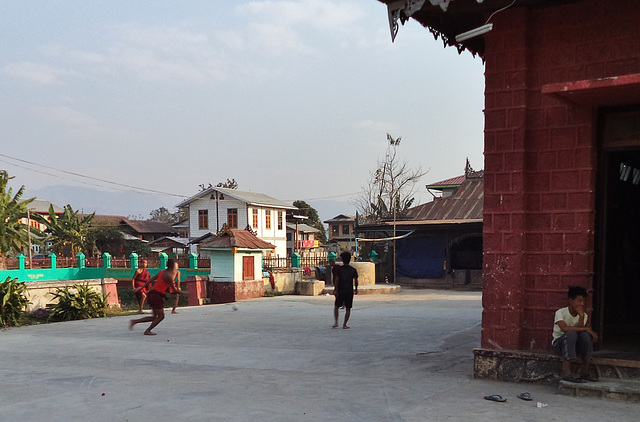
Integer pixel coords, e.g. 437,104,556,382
129,320,135,330
343,325,350,329
171,310,178,314
144,331,157,336
138,310,144,314
332,324,338,328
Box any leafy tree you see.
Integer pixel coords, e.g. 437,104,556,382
354,134,427,223
199,178,238,191
148,206,184,224
292,200,327,244
0,171,44,269
45,204,94,257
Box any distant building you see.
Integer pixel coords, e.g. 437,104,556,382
286,222,321,257
177,187,297,257
323,214,356,253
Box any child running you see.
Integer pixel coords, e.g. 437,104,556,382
129,259,186,336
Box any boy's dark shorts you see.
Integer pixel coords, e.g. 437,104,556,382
147,290,167,310
335,292,354,309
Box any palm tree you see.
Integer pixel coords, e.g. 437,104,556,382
0,171,43,269
45,204,95,257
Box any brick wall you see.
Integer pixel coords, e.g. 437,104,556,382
481,0,640,351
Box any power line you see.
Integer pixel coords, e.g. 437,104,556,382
0,152,187,198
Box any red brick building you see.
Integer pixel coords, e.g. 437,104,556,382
380,0,640,361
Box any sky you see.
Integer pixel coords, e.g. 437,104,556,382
0,0,485,221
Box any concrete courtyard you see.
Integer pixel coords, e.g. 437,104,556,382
1,290,639,421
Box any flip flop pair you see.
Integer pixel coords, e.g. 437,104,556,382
518,392,532,401
484,394,507,402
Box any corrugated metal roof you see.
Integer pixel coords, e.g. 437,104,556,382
176,187,297,210
286,222,320,233
324,214,356,223
25,199,64,214
123,219,177,234
148,236,189,247
403,176,483,221
200,229,276,250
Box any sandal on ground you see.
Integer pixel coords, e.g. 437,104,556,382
580,373,598,382
562,375,586,383
484,394,507,402
517,392,532,401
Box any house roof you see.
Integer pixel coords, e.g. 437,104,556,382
81,214,127,226
324,214,356,223
286,222,320,233
378,0,579,57
122,219,177,234
148,237,190,247
24,199,64,214
426,170,485,190
176,187,297,210
403,174,484,221
200,229,276,250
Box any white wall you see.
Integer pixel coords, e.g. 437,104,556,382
189,198,288,257
189,197,247,238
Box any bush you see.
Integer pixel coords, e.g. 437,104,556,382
0,277,30,327
47,283,109,321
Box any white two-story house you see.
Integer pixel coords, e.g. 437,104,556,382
176,187,298,258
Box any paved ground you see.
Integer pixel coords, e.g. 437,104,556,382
2,290,639,421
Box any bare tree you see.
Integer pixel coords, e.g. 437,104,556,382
354,134,428,223
198,178,238,191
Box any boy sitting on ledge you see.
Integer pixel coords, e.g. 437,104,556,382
552,286,599,383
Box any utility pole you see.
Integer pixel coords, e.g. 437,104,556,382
27,208,33,269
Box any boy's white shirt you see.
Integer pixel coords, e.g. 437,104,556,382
552,307,588,341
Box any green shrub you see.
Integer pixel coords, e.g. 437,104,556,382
47,283,109,321
0,276,30,327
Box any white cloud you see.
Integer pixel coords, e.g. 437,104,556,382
32,106,146,146
238,0,364,29
354,119,396,133
1,61,76,84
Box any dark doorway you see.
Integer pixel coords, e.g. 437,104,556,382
596,110,640,355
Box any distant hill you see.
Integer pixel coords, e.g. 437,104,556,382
25,185,180,219
24,185,355,226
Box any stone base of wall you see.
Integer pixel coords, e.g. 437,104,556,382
185,275,209,306
264,269,302,295
211,280,263,304
295,280,325,296
24,278,120,312
398,269,482,291
474,348,561,383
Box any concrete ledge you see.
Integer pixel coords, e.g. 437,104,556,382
211,280,263,304
474,348,561,382
559,378,640,402
295,280,325,296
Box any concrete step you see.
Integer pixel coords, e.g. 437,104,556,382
592,357,640,379
559,378,640,402
322,284,402,295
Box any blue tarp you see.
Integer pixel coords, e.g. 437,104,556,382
396,237,445,279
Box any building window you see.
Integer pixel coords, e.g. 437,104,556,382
228,208,238,228
278,211,283,230
332,225,339,236
287,232,292,241
252,209,259,228
342,225,349,235
198,210,208,230
265,210,271,229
